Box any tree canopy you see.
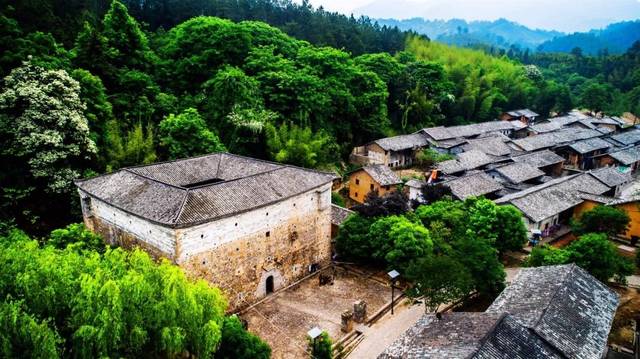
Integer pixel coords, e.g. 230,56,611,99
572,205,630,236
0,228,269,358
527,233,634,283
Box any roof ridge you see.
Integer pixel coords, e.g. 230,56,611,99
531,264,576,330
495,174,579,203
470,312,510,358
123,168,187,190
124,151,224,170
187,166,287,190
222,152,337,177
172,190,191,224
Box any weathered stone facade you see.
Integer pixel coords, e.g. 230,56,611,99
80,184,332,311
76,153,335,312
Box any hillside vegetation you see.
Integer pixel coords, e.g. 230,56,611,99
1,1,559,233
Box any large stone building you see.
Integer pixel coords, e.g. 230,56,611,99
75,153,336,310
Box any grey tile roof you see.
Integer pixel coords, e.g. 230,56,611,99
361,165,402,186
487,264,619,359
446,172,504,200
610,129,640,146
438,150,499,175
331,204,353,226
379,313,503,359
462,135,513,156
511,150,565,168
512,128,602,152
494,163,545,184
494,174,611,222
422,121,521,141
75,153,336,228
568,138,612,154
380,264,618,359
372,133,429,151
528,121,564,134
471,314,563,359
590,166,631,187
609,145,640,165
577,192,616,204
607,195,640,206
405,179,426,188
507,109,539,118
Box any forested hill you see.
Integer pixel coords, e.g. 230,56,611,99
2,0,409,55
537,21,640,55
2,0,564,233
378,18,562,50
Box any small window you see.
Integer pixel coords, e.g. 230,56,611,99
370,184,375,191
81,196,93,217
355,178,360,185
266,231,270,237
266,212,269,216
355,192,358,198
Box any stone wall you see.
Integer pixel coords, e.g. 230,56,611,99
79,190,176,259
177,184,332,310
79,184,333,312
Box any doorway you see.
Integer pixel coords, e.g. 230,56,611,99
266,275,274,295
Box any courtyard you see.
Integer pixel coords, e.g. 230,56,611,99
240,265,394,358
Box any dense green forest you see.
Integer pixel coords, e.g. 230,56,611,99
2,0,409,55
509,43,640,116
0,0,637,234
1,0,557,233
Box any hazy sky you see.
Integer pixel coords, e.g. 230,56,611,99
300,0,640,32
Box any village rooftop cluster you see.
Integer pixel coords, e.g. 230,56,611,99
349,109,640,243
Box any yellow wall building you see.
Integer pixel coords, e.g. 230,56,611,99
574,197,640,240
348,165,401,203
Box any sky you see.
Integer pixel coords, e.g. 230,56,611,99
300,0,640,33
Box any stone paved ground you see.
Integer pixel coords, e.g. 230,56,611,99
241,266,390,359
347,300,425,359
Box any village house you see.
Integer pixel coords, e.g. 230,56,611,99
379,264,618,359
597,145,640,173
494,173,611,235
421,120,527,144
589,166,632,197
488,162,545,186
500,108,539,125
445,172,504,200
348,164,402,203
75,153,336,310
511,150,565,177
609,128,640,147
512,127,603,152
460,134,514,157
574,195,640,243
558,137,612,170
350,133,429,168
437,149,505,176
